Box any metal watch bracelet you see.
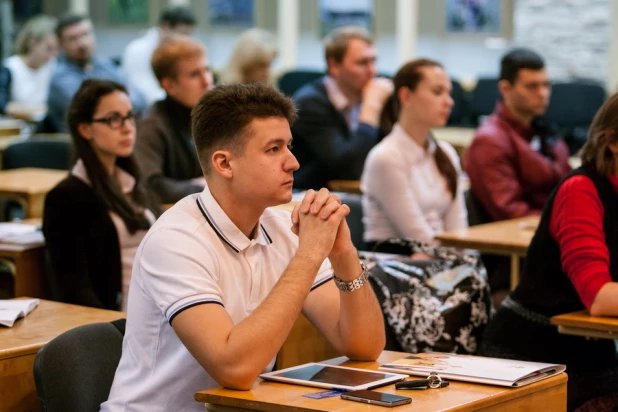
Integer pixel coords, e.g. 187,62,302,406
333,262,369,292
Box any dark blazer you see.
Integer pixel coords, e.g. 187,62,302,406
291,78,380,190
135,96,203,204
43,175,122,310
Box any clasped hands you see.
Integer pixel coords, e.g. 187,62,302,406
291,188,354,262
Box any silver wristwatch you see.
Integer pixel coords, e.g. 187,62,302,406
333,262,369,292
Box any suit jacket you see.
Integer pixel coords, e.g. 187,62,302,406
43,175,122,310
464,102,571,221
291,78,380,190
135,96,203,203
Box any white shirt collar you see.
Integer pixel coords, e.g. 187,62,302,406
71,158,136,194
389,123,437,162
196,184,273,253
322,75,350,113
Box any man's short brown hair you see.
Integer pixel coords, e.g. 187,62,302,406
324,26,372,66
151,35,206,82
192,83,297,173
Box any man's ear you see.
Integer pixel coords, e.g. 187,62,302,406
77,123,92,141
211,150,234,179
327,58,340,78
498,79,512,99
160,77,174,94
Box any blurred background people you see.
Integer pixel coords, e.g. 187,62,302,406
220,27,277,85
46,14,146,133
135,36,212,204
291,26,393,190
0,15,57,119
43,79,159,311
362,58,466,253
122,6,197,106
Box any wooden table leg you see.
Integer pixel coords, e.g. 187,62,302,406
510,254,519,290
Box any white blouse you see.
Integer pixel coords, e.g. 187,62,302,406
4,55,54,106
72,160,155,311
361,123,468,244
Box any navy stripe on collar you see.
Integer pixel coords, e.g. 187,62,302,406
196,198,240,253
260,224,273,244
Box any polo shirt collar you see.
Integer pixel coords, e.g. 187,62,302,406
196,185,273,253
390,123,437,163
495,101,536,142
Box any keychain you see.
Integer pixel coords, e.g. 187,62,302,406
395,372,450,390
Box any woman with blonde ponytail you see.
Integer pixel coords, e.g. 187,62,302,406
361,59,467,254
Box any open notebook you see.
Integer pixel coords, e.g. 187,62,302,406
0,299,39,327
379,352,565,387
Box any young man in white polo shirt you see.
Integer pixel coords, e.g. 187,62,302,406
102,83,385,412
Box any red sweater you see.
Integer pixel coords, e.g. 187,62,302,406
464,102,571,221
549,174,618,310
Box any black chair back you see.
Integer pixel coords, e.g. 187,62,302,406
33,319,126,412
278,70,323,97
448,79,470,126
2,139,73,170
337,192,367,251
546,81,606,153
469,78,499,126
465,189,492,226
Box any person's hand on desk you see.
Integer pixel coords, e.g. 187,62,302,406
5,102,47,122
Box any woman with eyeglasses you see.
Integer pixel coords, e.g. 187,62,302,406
43,79,160,311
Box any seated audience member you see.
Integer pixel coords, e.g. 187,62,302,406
122,5,196,105
478,93,618,411
43,79,159,311
220,28,277,85
361,59,467,253
135,36,211,204
291,26,393,190
464,48,570,221
102,83,385,411
0,15,57,118
47,14,146,133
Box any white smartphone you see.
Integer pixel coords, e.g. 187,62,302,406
341,390,412,407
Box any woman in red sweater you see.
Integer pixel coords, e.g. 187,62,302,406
478,92,618,411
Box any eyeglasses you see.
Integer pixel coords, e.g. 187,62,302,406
91,113,135,129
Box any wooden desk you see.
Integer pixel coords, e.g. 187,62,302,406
435,216,539,289
327,180,362,194
0,242,46,298
196,350,567,411
0,168,66,218
433,127,475,158
551,310,618,340
0,299,125,412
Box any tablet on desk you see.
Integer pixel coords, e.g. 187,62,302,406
259,363,407,391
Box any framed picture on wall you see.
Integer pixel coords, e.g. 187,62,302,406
446,0,501,33
209,0,254,27
108,0,149,25
319,0,373,38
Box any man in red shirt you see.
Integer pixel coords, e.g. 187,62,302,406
464,49,571,222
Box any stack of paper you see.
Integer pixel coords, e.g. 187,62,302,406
0,299,40,327
0,223,44,246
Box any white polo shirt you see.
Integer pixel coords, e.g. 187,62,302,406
101,186,333,412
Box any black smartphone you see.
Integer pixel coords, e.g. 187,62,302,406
341,390,412,407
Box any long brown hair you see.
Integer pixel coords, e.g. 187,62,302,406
67,79,160,233
380,59,458,198
580,92,618,176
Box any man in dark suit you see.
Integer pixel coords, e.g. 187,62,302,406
291,26,393,190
